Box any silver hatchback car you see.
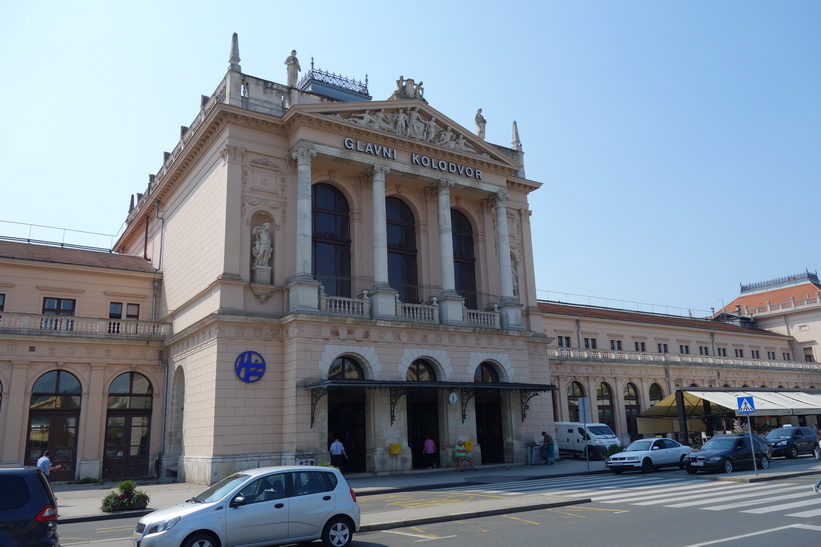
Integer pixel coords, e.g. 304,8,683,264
131,466,360,547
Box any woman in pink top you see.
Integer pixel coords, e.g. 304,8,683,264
422,436,437,468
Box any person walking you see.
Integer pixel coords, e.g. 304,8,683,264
541,430,555,464
36,450,61,481
329,438,348,472
422,436,437,469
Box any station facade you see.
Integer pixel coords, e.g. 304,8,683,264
2,37,821,484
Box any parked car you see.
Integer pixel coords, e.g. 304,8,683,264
684,434,770,474
132,466,360,547
764,426,817,458
606,438,691,474
0,467,60,547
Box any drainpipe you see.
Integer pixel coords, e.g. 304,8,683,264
575,319,582,349
152,200,164,322
156,349,169,478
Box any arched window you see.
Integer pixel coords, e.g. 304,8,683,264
597,382,615,432
649,383,664,405
108,372,153,409
406,359,436,381
386,197,418,303
567,381,585,422
104,373,154,478
689,383,699,388
312,183,351,297
26,370,82,480
473,362,499,383
328,356,364,380
624,383,641,441
30,370,82,410
451,209,477,309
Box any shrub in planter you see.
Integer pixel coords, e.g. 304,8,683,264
100,480,150,512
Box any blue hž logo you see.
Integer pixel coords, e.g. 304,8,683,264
235,351,266,383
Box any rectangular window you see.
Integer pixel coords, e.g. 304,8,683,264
110,302,141,320
557,336,571,347
109,302,123,319
751,350,760,359
0,293,5,311
679,345,690,354
584,338,597,350
634,341,646,352
767,351,776,359
699,346,710,355
804,347,815,362
717,348,727,357
43,298,75,316
610,340,622,351
783,352,791,360
657,343,668,353
734,349,744,358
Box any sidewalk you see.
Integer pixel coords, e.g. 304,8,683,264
52,456,821,531
53,458,609,525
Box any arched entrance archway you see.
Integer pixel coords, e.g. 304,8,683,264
567,381,585,422
624,383,641,441
327,356,366,473
103,372,153,479
473,362,503,464
597,382,615,432
25,370,81,481
406,359,439,468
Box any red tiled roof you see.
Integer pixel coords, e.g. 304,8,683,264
537,301,786,337
0,240,157,273
720,282,821,314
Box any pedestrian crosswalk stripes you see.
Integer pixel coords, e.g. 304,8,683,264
436,474,821,519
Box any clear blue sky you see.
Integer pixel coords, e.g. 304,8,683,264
2,1,819,316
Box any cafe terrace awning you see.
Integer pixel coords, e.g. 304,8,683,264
639,389,821,419
304,379,556,428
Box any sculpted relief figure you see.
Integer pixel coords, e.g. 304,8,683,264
408,107,425,139
350,110,377,127
252,223,273,267
425,116,439,142
285,50,301,87
393,108,408,136
373,109,393,132
437,125,455,148
475,108,487,139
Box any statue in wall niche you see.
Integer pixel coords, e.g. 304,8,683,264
475,108,487,139
285,50,301,87
252,223,273,267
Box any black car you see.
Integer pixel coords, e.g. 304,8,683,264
684,434,770,474
0,468,60,546
764,426,817,458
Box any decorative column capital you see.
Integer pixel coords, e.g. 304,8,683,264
220,145,244,163
491,191,509,206
437,178,455,192
370,163,391,179
291,146,317,166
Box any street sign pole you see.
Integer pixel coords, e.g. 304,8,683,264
737,396,758,476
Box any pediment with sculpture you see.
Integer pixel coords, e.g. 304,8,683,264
322,105,495,160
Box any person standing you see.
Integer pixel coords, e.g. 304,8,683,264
36,450,61,480
422,436,437,469
329,438,348,472
541,430,555,464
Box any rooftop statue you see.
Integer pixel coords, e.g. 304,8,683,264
475,108,487,140
388,75,427,102
285,50,301,87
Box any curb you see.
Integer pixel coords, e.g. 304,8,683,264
358,497,591,532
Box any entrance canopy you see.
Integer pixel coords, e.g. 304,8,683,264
639,389,821,419
304,378,555,428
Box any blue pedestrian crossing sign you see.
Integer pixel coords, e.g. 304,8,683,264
737,396,755,414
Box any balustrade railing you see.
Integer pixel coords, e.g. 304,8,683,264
0,312,171,339
396,299,439,323
319,293,370,317
463,305,500,328
547,346,821,371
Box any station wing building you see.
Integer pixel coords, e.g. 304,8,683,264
0,35,553,483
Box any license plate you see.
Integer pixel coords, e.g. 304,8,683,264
692,461,703,466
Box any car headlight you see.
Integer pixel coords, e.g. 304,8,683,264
145,516,181,535
774,441,786,447
593,440,605,445
706,456,723,463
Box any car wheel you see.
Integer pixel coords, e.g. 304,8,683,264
322,516,354,547
182,533,218,547
723,459,734,473
788,445,799,459
686,467,697,474
759,455,770,469
679,455,687,469
641,458,653,474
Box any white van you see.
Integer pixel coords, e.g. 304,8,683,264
553,422,620,460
